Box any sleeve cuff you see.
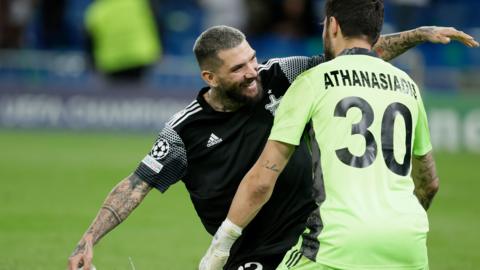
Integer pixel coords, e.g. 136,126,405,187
268,132,301,146
413,143,433,157
134,165,170,193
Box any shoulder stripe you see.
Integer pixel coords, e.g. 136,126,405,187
167,101,200,127
290,252,302,268
258,58,280,73
285,250,300,267
170,107,203,128
168,103,200,127
184,100,199,110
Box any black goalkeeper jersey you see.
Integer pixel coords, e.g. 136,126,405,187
134,56,325,268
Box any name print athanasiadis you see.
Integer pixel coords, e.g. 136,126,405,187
324,69,418,99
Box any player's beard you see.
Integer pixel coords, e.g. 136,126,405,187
220,77,263,106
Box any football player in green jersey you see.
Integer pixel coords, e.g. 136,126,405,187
199,0,479,269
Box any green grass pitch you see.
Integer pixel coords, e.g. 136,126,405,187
0,130,479,269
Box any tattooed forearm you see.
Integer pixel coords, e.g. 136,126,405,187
82,174,153,245
374,27,433,61
261,160,281,173
128,172,147,189
70,241,87,257
101,205,122,224
411,152,439,210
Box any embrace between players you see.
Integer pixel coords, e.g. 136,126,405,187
69,0,479,269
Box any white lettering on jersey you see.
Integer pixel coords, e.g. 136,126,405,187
141,155,164,173
238,262,263,270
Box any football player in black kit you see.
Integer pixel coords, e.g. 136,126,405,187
68,25,478,270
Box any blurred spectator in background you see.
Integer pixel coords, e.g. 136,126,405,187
391,0,431,31
24,0,91,50
244,0,275,36
270,0,319,38
244,0,319,39
243,0,321,59
37,0,71,49
85,0,162,84
0,0,35,48
199,0,247,30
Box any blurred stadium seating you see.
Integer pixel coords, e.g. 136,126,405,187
0,0,479,152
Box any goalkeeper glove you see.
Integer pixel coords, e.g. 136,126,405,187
199,219,242,270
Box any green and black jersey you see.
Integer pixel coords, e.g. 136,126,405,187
134,56,324,269
270,48,432,270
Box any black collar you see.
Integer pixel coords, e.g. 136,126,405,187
197,87,242,114
197,87,219,114
338,47,378,58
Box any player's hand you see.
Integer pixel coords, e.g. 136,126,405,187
68,236,94,270
199,245,230,270
198,219,242,270
419,26,479,47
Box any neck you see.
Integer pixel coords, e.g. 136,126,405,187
204,87,244,112
334,38,372,57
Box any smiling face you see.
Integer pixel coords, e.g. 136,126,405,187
212,40,263,105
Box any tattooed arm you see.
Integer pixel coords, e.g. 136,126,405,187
68,174,152,270
374,26,479,61
411,151,440,210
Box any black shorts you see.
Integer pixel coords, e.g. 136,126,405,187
225,253,285,270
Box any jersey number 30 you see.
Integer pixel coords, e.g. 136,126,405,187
334,96,412,176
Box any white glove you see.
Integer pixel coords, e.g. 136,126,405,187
199,219,242,270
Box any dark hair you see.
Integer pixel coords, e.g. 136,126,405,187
193,25,246,71
325,0,384,45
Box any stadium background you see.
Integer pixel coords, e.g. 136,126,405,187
0,0,479,269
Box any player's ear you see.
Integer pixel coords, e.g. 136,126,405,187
329,16,340,37
201,70,219,88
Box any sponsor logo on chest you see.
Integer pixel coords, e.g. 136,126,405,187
206,133,223,147
265,89,282,116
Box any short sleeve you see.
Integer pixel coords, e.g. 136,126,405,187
134,125,187,192
259,55,326,84
269,75,317,146
413,94,433,156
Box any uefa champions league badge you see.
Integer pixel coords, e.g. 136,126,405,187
150,138,170,160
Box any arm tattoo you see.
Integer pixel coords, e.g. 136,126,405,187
69,237,93,266
82,174,153,245
128,173,146,189
101,205,122,224
412,152,439,210
261,160,281,173
70,241,86,257
374,27,434,61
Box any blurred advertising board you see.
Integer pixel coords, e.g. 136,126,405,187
1,88,480,153
427,94,480,153
0,86,191,132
